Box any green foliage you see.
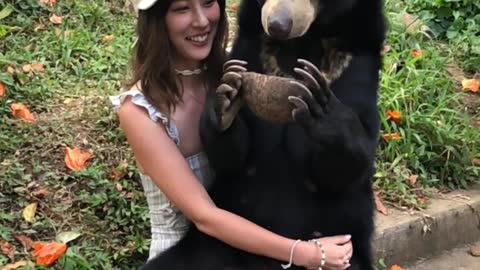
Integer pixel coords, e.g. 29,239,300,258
0,0,149,268
374,2,480,207
403,0,480,70
0,0,48,24
404,0,480,37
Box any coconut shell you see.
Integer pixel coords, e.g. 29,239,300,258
240,72,311,123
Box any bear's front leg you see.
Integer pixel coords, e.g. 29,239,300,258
141,228,237,270
200,60,251,176
287,59,371,189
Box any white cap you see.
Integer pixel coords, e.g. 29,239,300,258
136,0,158,10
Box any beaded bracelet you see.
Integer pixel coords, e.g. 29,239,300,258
313,240,326,270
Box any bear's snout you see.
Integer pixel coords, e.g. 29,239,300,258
267,11,292,39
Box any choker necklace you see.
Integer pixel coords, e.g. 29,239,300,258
174,65,207,76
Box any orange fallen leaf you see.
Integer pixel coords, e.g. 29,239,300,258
31,188,51,198
383,132,401,141
386,110,402,123
109,161,128,180
408,174,418,187
462,79,479,93
39,0,57,7
1,261,34,270
49,14,64,24
1,241,15,261
109,168,125,180
32,63,45,71
388,265,404,270
64,147,92,171
411,48,426,58
22,63,44,73
32,242,67,266
473,158,480,166
11,103,36,123
374,191,388,215
417,195,429,205
0,82,5,97
13,234,33,250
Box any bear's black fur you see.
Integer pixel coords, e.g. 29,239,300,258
142,0,386,269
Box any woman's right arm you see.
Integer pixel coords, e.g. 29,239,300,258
117,98,352,269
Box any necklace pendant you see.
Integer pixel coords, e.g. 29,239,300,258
175,69,202,76
174,65,207,76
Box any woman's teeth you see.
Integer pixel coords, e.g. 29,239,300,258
187,34,208,42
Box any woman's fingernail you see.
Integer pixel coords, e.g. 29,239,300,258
346,234,351,239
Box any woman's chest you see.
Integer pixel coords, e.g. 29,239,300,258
171,98,205,157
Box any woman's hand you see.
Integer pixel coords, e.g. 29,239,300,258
294,235,352,270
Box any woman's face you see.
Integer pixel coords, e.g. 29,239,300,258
166,0,221,69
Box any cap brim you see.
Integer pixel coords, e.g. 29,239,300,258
137,0,157,10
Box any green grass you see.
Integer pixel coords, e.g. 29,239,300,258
374,0,480,208
0,0,149,269
0,0,478,269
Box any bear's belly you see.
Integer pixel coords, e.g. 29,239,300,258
213,146,372,240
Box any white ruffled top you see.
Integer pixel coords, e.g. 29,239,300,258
109,87,214,259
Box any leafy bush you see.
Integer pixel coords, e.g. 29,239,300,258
404,0,480,70
405,0,479,38
374,2,480,207
0,0,49,22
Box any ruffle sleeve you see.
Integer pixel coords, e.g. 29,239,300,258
109,89,180,145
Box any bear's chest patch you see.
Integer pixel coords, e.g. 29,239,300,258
259,36,352,85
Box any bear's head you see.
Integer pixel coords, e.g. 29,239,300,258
258,0,357,39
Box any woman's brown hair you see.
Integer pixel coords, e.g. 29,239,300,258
126,0,228,115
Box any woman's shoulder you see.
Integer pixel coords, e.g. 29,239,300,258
109,82,170,124
110,82,180,145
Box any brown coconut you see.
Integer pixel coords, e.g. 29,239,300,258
240,72,311,123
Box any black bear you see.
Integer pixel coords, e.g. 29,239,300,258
142,0,385,269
